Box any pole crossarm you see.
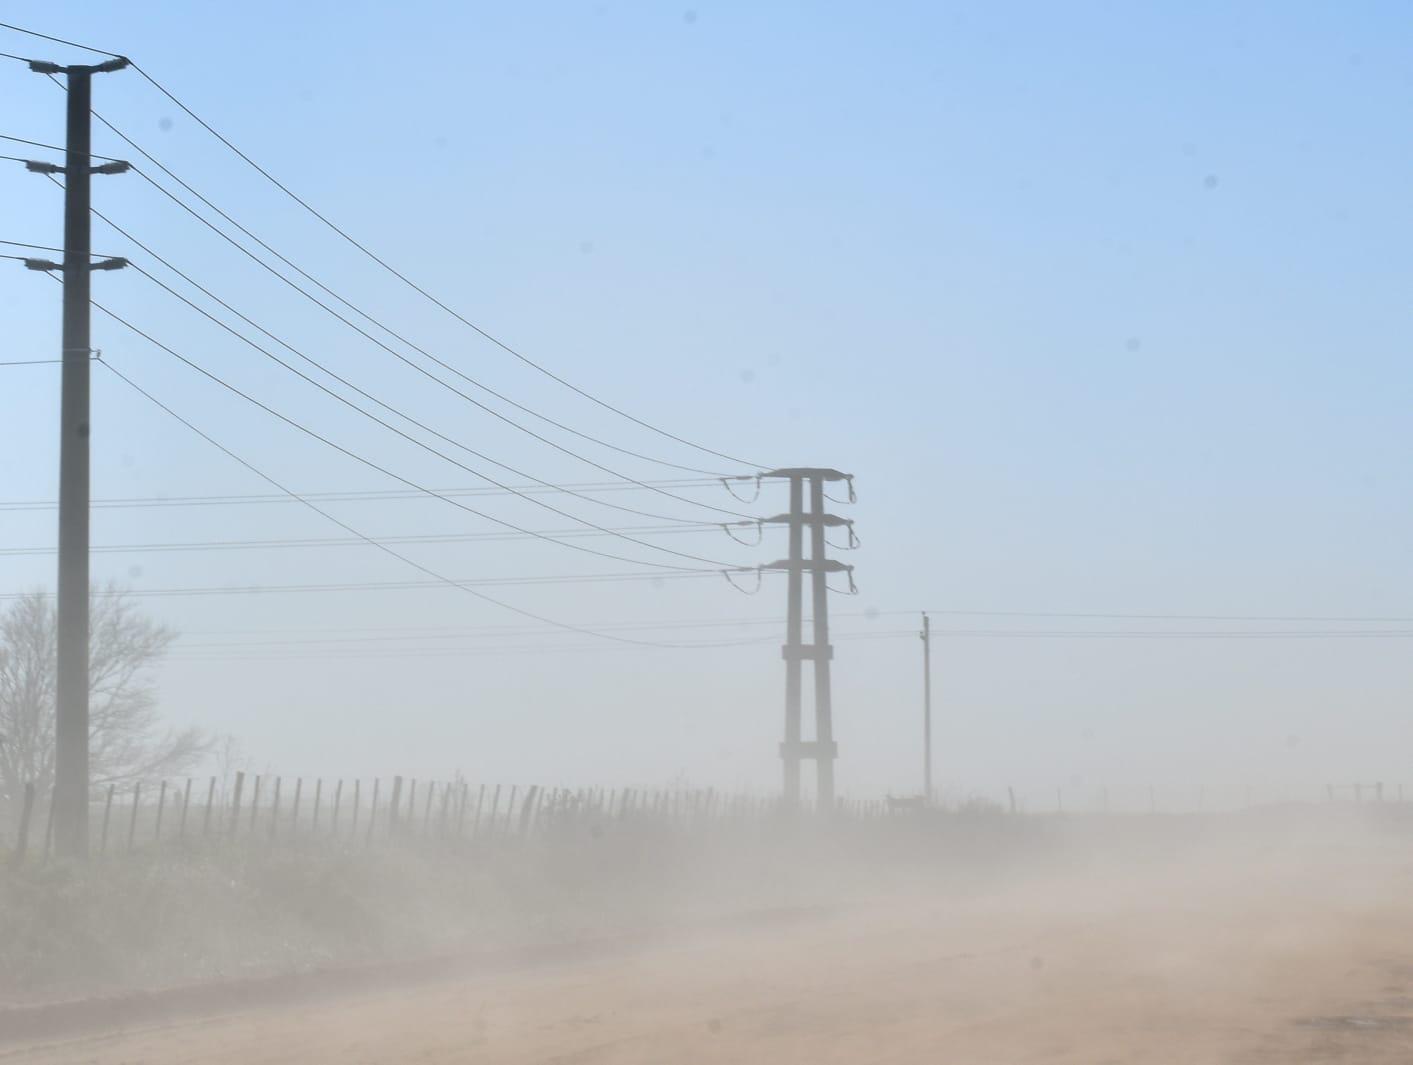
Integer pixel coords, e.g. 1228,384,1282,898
760,512,853,528
760,558,854,574
761,467,851,482
28,57,130,76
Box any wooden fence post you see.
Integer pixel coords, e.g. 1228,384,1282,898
203,777,216,837
389,776,404,837
270,777,283,840
423,780,435,834
518,786,540,837
470,783,485,838
154,780,168,840
405,779,415,835
291,777,303,833
179,778,192,838
456,782,470,838
229,771,245,838
367,778,380,845
127,782,142,850
249,775,261,831
352,780,362,837
99,783,115,852
332,780,344,835
11,782,35,868
312,779,323,832
502,785,517,838
484,784,501,840
41,786,56,860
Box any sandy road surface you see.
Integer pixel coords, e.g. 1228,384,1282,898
8,846,1413,1064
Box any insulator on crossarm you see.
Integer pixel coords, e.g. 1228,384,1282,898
722,474,762,504
722,568,763,595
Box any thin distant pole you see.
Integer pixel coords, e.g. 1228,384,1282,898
921,612,932,802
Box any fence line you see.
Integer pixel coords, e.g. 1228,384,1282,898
10,775,1409,868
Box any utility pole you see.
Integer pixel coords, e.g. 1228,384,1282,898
921,612,932,803
762,468,855,810
23,55,130,859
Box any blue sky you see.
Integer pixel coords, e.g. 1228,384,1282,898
2,2,1411,807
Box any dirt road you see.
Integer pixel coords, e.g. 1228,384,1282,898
7,843,1413,1063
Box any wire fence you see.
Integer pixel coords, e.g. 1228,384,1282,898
2,774,904,867
5,775,1403,868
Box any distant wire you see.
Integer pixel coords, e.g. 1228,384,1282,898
0,479,733,512
121,264,749,566
0,569,723,600
95,142,738,482
179,614,798,642
0,523,732,557
12,44,765,477
96,361,756,649
103,156,760,500
0,132,121,161
103,229,747,528
0,358,62,367
917,608,1413,625
165,631,915,663
0,22,122,57
927,628,1413,639
0,236,121,259
89,291,735,572
116,59,768,470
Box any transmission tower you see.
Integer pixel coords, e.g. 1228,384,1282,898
762,468,855,810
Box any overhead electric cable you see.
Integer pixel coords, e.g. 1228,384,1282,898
87,296,722,572
89,132,739,480
95,361,755,648
98,50,767,469
0,523,732,557
0,479,735,512
100,225,747,527
105,267,745,569
97,159,761,504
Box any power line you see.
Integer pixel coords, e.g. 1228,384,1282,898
0,236,122,259
918,608,1413,625
0,132,121,162
0,570,727,601
94,361,755,648
102,230,749,527
91,133,740,482
12,40,767,476
107,274,745,567
0,523,734,557
0,22,121,58
88,295,731,573
100,158,761,502
106,53,766,470
0,479,739,512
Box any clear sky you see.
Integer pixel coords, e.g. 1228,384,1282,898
2,1,1411,809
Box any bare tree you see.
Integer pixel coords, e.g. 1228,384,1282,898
0,585,206,801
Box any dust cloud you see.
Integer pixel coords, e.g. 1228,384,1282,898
5,802,1413,1062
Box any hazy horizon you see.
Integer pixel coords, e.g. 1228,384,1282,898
3,2,1411,807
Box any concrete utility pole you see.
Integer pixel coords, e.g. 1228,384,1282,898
921,612,932,803
24,54,130,859
762,468,855,810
